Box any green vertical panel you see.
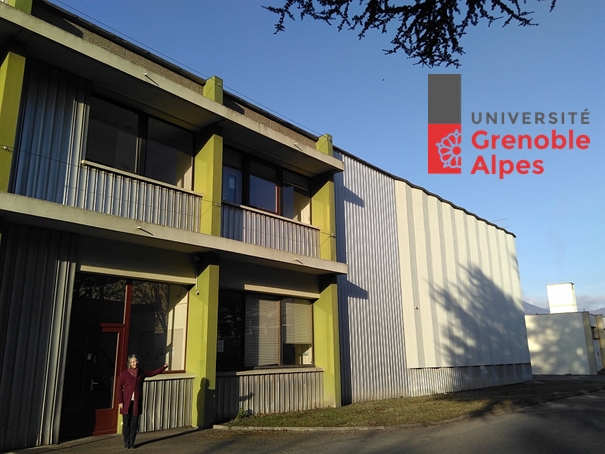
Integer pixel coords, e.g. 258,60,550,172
313,276,341,407
311,174,336,261
185,254,219,428
202,76,223,105
0,51,26,192
194,129,223,236
7,0,32,13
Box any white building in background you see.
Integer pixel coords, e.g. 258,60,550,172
547,282,578,313
526,312,604,375
525,282,605,375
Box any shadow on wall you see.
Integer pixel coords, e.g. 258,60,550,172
526,313,591,375
427,264,530,368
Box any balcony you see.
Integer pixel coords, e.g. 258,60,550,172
221,203,320,258
11,151,202,233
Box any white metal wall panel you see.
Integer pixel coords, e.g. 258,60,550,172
336,152,532,404
334,153,407,405
0,223,77,450
395,179,530,369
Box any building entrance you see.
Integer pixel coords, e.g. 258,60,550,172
59,276,129,440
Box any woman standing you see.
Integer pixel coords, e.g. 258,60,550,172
118,354,167,449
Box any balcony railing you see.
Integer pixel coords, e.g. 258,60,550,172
221,203,320,258
12,151,202,233
75,161,202,232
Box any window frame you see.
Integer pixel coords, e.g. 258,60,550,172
216,290,315,372
222,147,311,223
85,93,194,190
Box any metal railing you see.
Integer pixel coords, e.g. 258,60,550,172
221,203,320,258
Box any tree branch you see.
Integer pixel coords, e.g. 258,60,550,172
264,0,557,67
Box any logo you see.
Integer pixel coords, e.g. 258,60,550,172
427,75,591,178
428,74,461,174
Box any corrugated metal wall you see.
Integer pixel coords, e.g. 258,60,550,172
140,376,194,432
12,59,201,232
335,152,532,405
0,222,77,450
221,203,320,257
76,165,201,232
395,181,530,368
334,153,408,404
11,60,87,204
215,369,324,422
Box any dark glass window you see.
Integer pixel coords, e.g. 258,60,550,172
86,96,138,173
86,95,193,189
222,166,242,204
217,291,313,371
128,280,189,371
216,290,245,370
221,149,310,222
145,118,193,188
249,161,277,213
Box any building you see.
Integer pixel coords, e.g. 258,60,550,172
0,0,531,450
526,312,605,375
547,282,578,314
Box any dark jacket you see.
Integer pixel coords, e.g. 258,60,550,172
118,365,167,415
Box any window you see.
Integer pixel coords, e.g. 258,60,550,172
248,161,277,213
128,280,189,371
217,290,313,371
222,147,311,223
69,274,188,372
282,170,311,224
86,95,193,189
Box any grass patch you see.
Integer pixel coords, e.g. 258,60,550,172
225,380,605,428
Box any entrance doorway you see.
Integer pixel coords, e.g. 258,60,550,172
59,276,129,440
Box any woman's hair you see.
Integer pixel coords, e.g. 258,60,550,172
127,354,139,368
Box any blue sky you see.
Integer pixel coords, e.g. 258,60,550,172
50,0,604,310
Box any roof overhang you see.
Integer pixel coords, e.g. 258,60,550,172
0,3,343,178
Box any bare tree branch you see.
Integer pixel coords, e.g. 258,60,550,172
264,0,557,67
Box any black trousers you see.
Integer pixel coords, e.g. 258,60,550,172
123,403,140,447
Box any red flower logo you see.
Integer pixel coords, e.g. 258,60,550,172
436,129,462,169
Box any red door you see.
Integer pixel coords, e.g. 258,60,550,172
89,325,126,435
60,276,129,441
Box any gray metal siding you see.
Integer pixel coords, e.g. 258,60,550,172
221,203,320,258
76,165,201,232
12,59,201,232
140,376,194,433
215,369,324,422
334,153,407,404
0,223,77,450
335,152,532,405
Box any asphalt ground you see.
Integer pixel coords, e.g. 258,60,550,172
6,374,605,454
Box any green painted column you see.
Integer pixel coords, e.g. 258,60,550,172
312,134,341,406
314,275,341,407
0,50,26,192
7,0,32,13
316,133,333,157
312,134,337,261
203,75,223,105
194,128,223,236
186,253,220,428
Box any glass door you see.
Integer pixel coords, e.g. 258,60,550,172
60,275,127,441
